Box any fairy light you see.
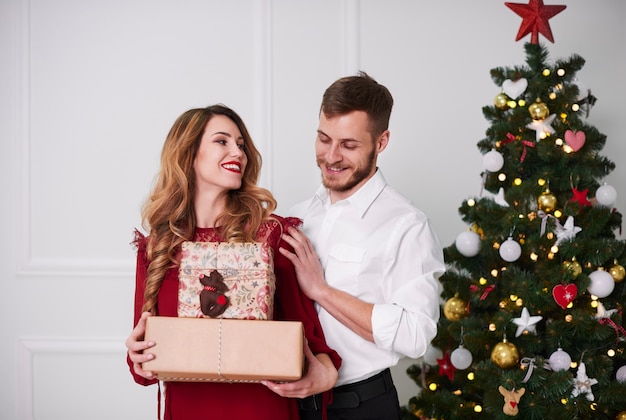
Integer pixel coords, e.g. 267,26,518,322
467,372,475,380
572,103,580,112
553,210,563,218
543,69,551,76
479,277,488,285
491,269,499,277
538,178,546,186
557,69,565,76
608,349,616,357
530,252,538,261
489,323,497,331
549,92,557,100
474,405,483,413
429,382,438,391
561,398,568,405
550,245,559,253
498,173,507,182
467,198,476,206
516,299,523,306
590,300,598,309
518,99,526,106
555,137,563,146
514,178,523,186
510,294,518,301
507,100,517,108
565,314,573,322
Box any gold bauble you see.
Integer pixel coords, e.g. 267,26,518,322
470,223,484,237
563,259,582,277
609,264,625,282
491,338,519,369
529,99,550,120
444,293,468,321
538,191,557,212
494,93,509,110
616,411,626,420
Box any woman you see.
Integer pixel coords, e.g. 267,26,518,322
126,104,340,419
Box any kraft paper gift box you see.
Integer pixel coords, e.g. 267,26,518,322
178,241,275,320
143,316,304,382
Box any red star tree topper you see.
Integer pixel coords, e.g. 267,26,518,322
505,0,566,44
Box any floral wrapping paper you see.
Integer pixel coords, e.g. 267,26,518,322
178,241,275,320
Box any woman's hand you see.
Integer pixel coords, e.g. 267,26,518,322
125,311,156,380
261,340,338,398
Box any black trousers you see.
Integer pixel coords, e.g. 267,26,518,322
298,369,402,420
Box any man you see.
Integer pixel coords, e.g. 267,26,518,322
277,72,445,419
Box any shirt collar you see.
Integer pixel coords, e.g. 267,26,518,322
313,169,387,218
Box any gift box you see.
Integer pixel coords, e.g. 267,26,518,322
178,241,275,320
143,316,304,382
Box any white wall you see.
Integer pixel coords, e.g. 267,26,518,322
1,1,624,418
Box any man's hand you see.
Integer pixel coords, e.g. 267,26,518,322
279,225,327,301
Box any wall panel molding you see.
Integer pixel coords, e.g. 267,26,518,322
343,0,361,75
17,338,126,420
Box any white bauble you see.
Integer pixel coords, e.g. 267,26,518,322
451,345,473,370
549,348,571,371
588,270,615,298
595,184,617,207
499,237,522,262
483,150,504,172
455,231,481,257
616,365,626,383
422,345,443,366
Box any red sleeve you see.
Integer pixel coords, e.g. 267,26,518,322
127,230,158,386
272,227,341,371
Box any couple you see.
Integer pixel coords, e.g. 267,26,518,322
126,72,445,420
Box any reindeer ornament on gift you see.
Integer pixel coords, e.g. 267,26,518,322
199,270,230,317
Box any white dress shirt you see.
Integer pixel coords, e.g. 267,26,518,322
289,170,445,386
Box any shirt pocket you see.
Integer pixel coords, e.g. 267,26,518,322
326,243,366,294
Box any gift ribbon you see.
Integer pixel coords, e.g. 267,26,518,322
469,284,496,300
599,318,626,338
537,211,558,237
520,357,535,383
501,133,536,163
598,309,626,339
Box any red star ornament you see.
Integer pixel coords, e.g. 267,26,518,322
571,187,591,210
505,0,566,44
437,351,456,381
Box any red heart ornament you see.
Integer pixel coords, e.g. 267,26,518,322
564,130,585,152
510,402,517,409
552,284,578,309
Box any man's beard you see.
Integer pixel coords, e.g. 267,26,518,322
318,148,376,193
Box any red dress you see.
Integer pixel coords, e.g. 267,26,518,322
128,216,341,420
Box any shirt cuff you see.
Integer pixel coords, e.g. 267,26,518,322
371,303,403,351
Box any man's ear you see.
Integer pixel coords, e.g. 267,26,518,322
376,130,390,154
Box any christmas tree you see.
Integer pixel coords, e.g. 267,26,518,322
402,11,626,420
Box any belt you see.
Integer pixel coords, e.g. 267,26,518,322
298,368,393,411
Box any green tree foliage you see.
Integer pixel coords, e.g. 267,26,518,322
404,43,626,420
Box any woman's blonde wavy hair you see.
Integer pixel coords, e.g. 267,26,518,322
140,104,277,313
